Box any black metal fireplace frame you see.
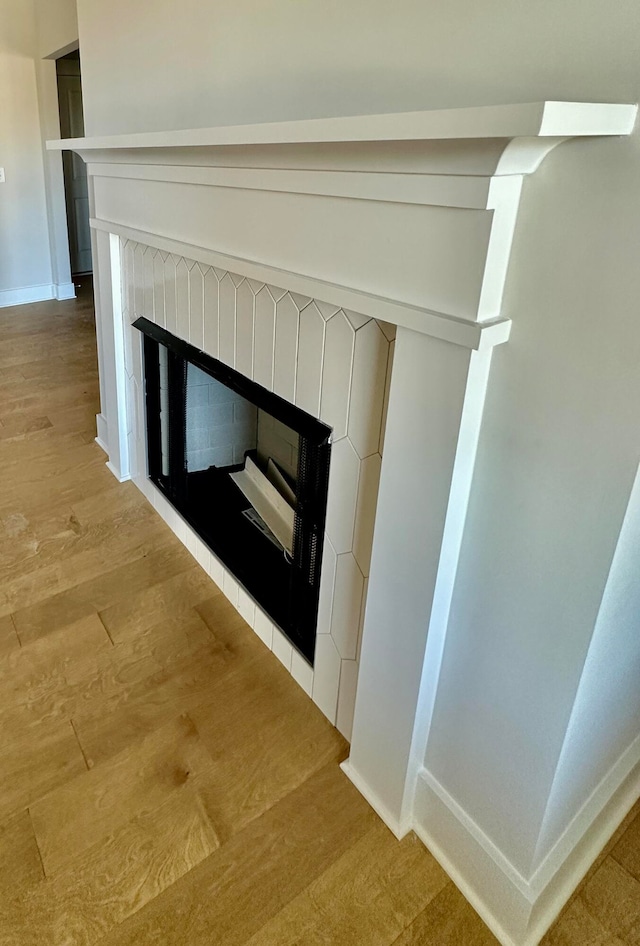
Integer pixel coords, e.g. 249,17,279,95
134,317,331,665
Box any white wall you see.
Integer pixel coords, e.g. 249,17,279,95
35,0,78,59
534,461,640,866
73,0,640,927
0,0,54,306
424,128,640,878
76,0,640,136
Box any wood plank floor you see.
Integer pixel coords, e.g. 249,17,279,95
0,280,638,945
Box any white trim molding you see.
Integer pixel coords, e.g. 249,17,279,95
0,282,76,308
55,281,77,300
47,101,636,152
49,102,637,327
414,738,640,946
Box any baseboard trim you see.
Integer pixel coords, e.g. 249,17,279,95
0,285,55,308
531,729,640,896
55,282,76,300
105,460,131,483
95,413,108,454
414,747,640,946
340,760,412,840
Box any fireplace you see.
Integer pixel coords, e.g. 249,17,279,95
114,241,392,734
50,101,637,946
136,316,331,663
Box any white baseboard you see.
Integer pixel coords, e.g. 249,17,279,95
0,283,77,308
95,414,109,454
340,760,412,840
105,460,131,483
55,282,76,300
413,746,640,946
0,285,55,308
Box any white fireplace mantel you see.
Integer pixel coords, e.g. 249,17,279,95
49,101,636,346
49,101,637,946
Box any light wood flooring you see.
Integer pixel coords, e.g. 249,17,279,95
0,280,638,945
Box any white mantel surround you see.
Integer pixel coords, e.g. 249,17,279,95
50,101,637,946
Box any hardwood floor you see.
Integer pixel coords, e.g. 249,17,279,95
0,281,638,945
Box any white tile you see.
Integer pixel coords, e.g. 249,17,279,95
229,271,244,288
235,279,254,380
352,452,382,577
174,513,187,545
222,570,239,608
315,299,340,321
203,267,219,358
143,248,155,321
267,283,287,302
325,438,360,554
316,536,337,635
130,328,143,385
189,264,205,349
272,626,293,670
336,659,359,742
320,311,355,440
253,608,274,648
357,576,369,662
247,278,264,294
176,258,190,341
290,291,312,311
348,321,389,459
377,320,397,342
218,274,236,367
137,471,153,501
194,536,210,571
153,490,173,526
312,633,341,724
164,255,178,334
237,586,256,626
123,311,133,380
291,650,314,696
295,302,325,418
152,251,166,328
344,309,371,330
123,241,135,318
163,503,179,536
274,293,299,402
330,553,364,660
208,552,224,590
182,524,197,558
380,338,394,454
133,244,145,318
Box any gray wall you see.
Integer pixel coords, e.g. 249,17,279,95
0,0,54,304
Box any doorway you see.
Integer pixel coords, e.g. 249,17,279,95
56,50,92,276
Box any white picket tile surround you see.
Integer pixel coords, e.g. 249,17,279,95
51,102,637,946
122,238,392,737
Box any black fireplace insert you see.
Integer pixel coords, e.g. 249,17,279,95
134,317,331,665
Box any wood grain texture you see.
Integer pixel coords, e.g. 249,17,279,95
30,713,219,875
0,613,19,656
0,281,637,946
0,811,44,897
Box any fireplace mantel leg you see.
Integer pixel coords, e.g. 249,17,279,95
92,229,131,483
343,324,500,837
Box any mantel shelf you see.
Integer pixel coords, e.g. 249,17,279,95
47,101,636,155
65,99,637,337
